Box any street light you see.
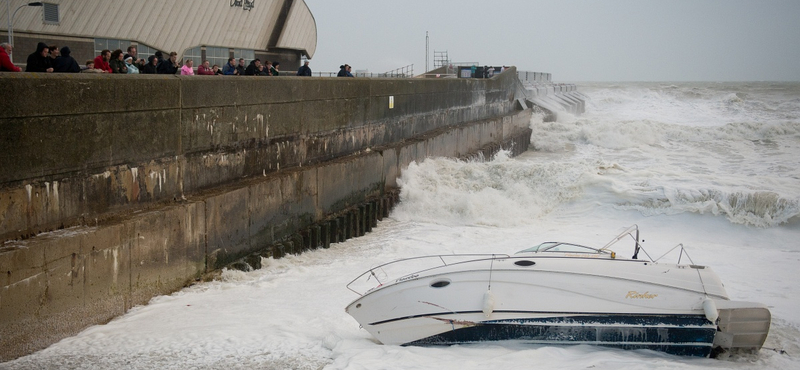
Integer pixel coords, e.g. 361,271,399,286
7,1,43,62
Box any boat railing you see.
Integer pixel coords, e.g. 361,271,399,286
601,225,700,266
653,243,697,265
346,254,510,296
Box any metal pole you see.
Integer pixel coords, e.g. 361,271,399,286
425,31,428,73
7,0,12,46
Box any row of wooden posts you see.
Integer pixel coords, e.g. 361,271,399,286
234,190,401,271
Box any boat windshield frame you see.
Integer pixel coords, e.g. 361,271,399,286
515,242,610,255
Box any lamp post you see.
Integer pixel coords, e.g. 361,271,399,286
7,1,43,62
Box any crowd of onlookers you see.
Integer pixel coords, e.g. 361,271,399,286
0,42,346,77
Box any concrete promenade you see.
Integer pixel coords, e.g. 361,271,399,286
0,69,534,360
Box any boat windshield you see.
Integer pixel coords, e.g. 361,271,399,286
516,242,607,254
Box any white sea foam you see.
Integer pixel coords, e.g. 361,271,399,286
5,82,800,370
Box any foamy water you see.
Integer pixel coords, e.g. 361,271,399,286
4,82,800,370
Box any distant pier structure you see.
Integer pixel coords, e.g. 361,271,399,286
422,64,585,121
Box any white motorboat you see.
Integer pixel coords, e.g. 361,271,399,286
345,225,771,357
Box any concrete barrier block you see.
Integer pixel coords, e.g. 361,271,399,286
76,223,131,321
262,101,305,137
247,177,283,248
281,168,318,221
205,186,250,269
316,154,383,213
301,99,348,133
382,148,400,190
0,74,180,120
131,203,205,305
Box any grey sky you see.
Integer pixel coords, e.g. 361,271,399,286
304,0,800,81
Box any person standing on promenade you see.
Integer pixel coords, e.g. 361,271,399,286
181,59,195,75
94,50,112,73
109,49,127,73
236,58,246,76
53,46,81,73
141,56,158,74
158,52,180,74
296,60,311,76
223,57,238,75
126,45,146,71
0,43,21,72
25,42,53,72
197,60,214,75
125,56,139,74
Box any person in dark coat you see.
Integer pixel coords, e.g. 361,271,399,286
25,42,53,72
245,59,261,75
157,51,179,74
53,46,81,73
235,58,246,76
142,55,158,74
337,64,347,77
296,60,311,76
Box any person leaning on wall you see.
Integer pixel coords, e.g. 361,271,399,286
0,43,21,72
296,60,311,76
53,46,81,73
25,42,53,72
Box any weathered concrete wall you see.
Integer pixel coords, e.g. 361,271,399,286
1,71,519,242
0,70,531,361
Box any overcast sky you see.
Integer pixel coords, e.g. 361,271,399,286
304,0,800,82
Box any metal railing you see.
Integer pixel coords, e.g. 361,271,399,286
309,64,414,78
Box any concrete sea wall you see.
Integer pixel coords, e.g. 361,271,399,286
0,70,532,361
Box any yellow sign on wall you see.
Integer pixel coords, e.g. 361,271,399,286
389,96,394,109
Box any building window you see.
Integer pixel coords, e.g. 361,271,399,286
43,3,59,24
233,48,254,65
95,38,131,55
205,46,230,68
183,46,202,65
136,44,159,62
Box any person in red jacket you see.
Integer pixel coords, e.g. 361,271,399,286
93,49,112,73
196,60,214,75
0,43,21,72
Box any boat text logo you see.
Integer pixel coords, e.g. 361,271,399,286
626,291,658,299
396,274,419,283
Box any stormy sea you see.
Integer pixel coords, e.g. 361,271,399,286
3,82,799,370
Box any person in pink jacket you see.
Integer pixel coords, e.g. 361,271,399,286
180,59,195,75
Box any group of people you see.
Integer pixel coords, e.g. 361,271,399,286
337,64,354,77
1,41,329,77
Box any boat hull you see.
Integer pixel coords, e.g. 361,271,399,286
346,256,728,357
404,313,716,357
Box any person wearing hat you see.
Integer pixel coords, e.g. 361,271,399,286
53,46,81,73
296,60,311,76
125,55,139,74
270,61,280,76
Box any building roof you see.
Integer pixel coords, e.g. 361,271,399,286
2,0,317,58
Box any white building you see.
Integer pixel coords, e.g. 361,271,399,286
2,0,317,69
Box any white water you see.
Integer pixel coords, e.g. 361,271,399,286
4,82,800,370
